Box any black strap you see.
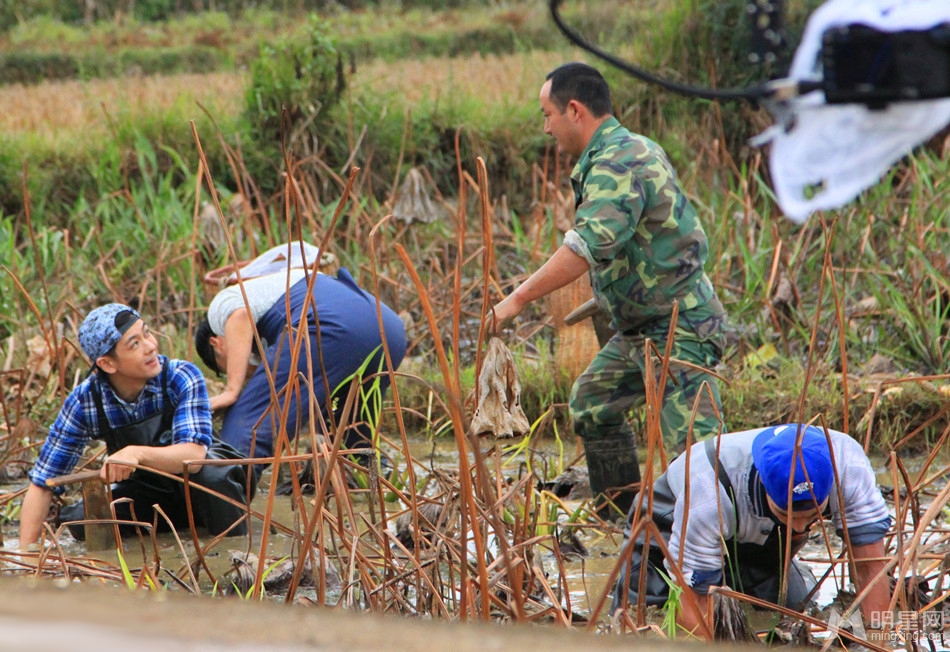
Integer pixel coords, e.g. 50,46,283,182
704,438,739,531
91,358,171,454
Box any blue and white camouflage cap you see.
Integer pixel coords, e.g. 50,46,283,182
78,303,141,362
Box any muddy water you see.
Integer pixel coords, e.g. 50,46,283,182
362,436,917,620
0,434,930,631
0,433,621,619
0,483,305,591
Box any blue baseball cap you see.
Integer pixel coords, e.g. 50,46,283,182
752,424,834,510
78,303,141,362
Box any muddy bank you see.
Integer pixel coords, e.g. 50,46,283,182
0,575,718,652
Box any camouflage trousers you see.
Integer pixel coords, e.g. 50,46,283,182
569,327,724,453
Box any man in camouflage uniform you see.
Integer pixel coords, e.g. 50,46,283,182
491,62,727,518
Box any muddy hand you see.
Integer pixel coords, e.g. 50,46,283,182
100,446,142,483
486,294,525,336
483,309,516,338
482,310,501,337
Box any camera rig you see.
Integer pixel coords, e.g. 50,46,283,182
819,22,950,108
549,0,950,109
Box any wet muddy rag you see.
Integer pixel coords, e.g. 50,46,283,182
469,337,530,439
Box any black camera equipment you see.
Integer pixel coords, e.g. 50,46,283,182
548,0,950,109
747,0,787,66
820,23,950,108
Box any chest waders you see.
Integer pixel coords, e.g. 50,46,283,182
60,361,255,540
611,439,817,612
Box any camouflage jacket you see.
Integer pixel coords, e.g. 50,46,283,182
563,117,726,339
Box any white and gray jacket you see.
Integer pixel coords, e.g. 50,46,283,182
641,426,890,589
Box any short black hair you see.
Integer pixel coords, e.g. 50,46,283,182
194,315,220,375
102,309,139,359
546,62,613,118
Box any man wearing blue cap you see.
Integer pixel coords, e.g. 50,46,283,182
19,303,253,546
611,423,892,637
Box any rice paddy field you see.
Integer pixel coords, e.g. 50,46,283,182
1,0,950,645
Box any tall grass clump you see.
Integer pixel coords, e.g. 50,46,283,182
0,72,242,220
709,151,950,378
845,155,950,374
1,135,240,349
332,49,562,203
242,15,345,196
697,146,950,444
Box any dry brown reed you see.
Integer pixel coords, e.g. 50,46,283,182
2,84,949,647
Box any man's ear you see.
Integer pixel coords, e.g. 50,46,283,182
209,335,224,354
96,355,117,374
567,99,584,121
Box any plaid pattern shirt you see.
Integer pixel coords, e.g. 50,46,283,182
29,356,213,491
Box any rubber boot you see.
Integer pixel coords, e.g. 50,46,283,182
583,432,641,521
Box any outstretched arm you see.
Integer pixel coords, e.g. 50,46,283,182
489,245,589,331
676,586,711,639
21,441,208,545
101,442,208,483
19,483,54,548
209,307,255,411
852,539,891,626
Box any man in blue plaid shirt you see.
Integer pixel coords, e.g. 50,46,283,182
19,303,251,546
